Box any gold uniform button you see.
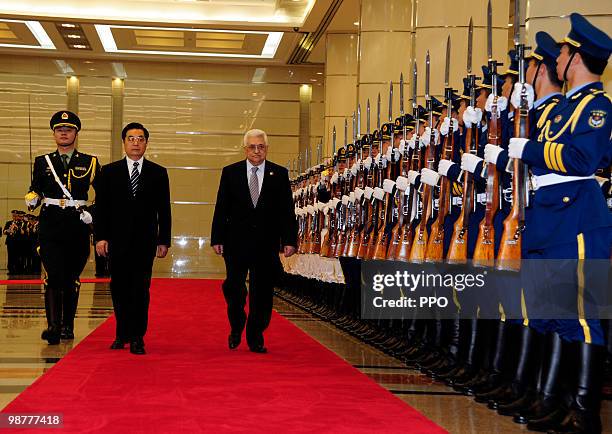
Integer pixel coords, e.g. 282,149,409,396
563,196,570,203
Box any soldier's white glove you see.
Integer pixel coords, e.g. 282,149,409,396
440,117,451,136
509,137,529,159
407,170,419,185
408,136,417,150
395,176,409,191
330,172,338,184
484,144,504,165
461,153,483,174
485,94,509,114
420,168,440,186
24,191,40,209
463,106,482,128
385,145,393,160
80,210,93,224
510,82,534,110
391,147,401,162
350,162,358,175
438,159,456,177
363,156,372,168
398,139,407,154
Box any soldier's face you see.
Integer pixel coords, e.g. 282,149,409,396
53,127,77,147
476,89,488,109
123,128,148,160
244,135,268,166
393,134,402,148
556,45,574,82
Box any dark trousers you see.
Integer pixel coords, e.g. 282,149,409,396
39,234,89,330
110,254,154,342
223,251,280,348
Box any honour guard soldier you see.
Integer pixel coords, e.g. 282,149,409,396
508,14,612,434
25,111,100,344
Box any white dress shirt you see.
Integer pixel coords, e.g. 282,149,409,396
126,156,144,176
246,159,265,193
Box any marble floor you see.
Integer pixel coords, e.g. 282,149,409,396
0,273,610,434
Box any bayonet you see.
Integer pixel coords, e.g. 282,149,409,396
513,0,521,46
377,93,381,130
487,0,493,61
412,61,418,110
344,118,348,148
366,99,371,134
332,126,337,156
400,72,404,116
351,112,355,144
357,104,361,139
444,35,451,88
425,51,431,101
467,17,473,74
388,81,393,122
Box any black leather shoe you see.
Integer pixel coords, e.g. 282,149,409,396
228,334,241,350
110,339,126,350
41,328,60,345
61,327,74,340
130,340,146,355
249,345,267,354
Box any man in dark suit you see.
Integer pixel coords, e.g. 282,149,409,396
211,129,297,354
94,122,171,355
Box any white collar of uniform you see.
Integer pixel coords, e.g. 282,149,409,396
246,159,266,173
126,156,145,171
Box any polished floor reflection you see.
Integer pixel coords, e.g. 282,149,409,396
0,275,610,433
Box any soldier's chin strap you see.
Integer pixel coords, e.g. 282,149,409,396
562,50,578,92
532,61,542,92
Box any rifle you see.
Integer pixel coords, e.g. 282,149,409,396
473,0,501,267
447,18,478,265
497,2,528,272
426,37,454,262
410,51,436,263
333,119,351,257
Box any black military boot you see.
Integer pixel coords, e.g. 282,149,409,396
486,325,540,409
42,284,61,345
61,282,80,340
513,332,563,424
544,342,604,434
429,317,461,378
446,318,480,387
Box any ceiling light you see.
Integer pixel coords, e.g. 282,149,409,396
316,72,323,75
353,21,359,26
95,24,283,59
72,44,87,49
66,34,81,39
310,79,317,82
0,20,55,50
61,23,77,28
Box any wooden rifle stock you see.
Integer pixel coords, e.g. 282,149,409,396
447,123,478,264
473,96,501,268
425,117,455,262
497,102,529,271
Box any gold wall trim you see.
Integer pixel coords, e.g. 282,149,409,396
173,201,215,205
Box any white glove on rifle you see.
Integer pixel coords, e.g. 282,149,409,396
420,168,440,186
438,159,456,177
484,144,504,165
439,117,451,136
407,170,419,185
509,137,529,159
510,82,534,110
485,94,509,114
461,153,483,174
80,210,93,224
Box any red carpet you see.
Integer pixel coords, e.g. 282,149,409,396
2,278,445,433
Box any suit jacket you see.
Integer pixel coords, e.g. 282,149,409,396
211,160,297,259
94,157,171,262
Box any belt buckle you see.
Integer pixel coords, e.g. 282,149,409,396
59,199,66,208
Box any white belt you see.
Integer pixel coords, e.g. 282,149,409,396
452,197,463,206
476,193,487,205
43,198,87,208
531,174,595,191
